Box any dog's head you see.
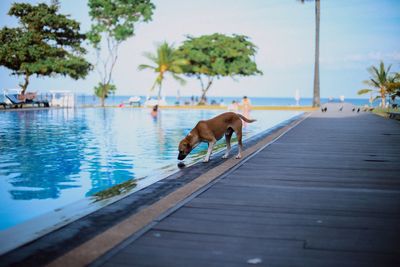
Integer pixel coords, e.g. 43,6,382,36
178,138,193,160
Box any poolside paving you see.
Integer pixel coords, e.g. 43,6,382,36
93,103,400,267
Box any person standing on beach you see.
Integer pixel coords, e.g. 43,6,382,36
227,100,239,112
241,96,252,127
242,96,252,112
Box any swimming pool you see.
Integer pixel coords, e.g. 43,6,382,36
0,108,301,231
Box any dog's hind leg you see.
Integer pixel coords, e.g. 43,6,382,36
204,140,216,163
222,128,233,159
235,128,243,159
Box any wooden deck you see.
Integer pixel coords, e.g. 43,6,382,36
92,104,400,267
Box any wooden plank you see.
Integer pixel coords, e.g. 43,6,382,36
231,167,400,180
169,206,400,230
108,230,397,267
219,179,400,191
194,186,400,214
187,197,400,218
98,108,400,267
153,217,400,254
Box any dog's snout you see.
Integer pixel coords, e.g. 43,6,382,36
178,151,187,160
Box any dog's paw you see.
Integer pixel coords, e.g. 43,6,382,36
222,155,228,159
203,159,210,163
235,154,242,159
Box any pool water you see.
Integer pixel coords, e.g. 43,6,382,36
0,108,300,230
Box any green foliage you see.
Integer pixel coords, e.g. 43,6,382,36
87,0,155,106
358,61,398,107
0,2,91,94
94,82,116,98
93,179,137,201
178,33,262,78
87,0,155,48
357,89,373,95
365,61,392,88
387,73,400,101
390,88,400,102
138,42,188,100
176,33,262,103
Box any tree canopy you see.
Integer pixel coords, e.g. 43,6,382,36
0,2,91,94
177,33,262,104
87,0,155,106
87,0,155,47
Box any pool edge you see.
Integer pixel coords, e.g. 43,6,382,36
0,112,309,266
48,112,311,267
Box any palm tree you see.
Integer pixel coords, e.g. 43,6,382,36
138,42,188,103
299,0,320,107
358,61,395,108
387,72,400,103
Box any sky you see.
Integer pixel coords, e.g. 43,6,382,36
0,0,399,99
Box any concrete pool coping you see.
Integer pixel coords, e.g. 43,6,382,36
0,112,309,266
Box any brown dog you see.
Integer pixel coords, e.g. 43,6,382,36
178,112,256,162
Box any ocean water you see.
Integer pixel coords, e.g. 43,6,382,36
76,95,378,107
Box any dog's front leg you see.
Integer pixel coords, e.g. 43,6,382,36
203,140,216,162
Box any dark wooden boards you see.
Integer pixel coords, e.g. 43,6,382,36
96,108,400,267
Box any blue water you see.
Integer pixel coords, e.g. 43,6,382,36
0,108,301,230
77,95,379,107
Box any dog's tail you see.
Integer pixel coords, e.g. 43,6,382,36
238,114,256,123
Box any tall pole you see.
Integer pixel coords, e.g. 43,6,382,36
313,0,321,107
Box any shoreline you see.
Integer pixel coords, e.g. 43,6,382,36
85,105,318,111
0,105,318,112
159,105,318,111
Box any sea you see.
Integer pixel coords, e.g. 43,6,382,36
76,95,381,107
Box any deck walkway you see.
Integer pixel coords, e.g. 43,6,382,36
94,103,400,267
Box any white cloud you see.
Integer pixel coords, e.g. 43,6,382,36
321,51,400,65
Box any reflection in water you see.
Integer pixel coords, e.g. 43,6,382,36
84,109,135,196
1,110,86,200
0,108,300,230
93,179,137,201
242,110,251,128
